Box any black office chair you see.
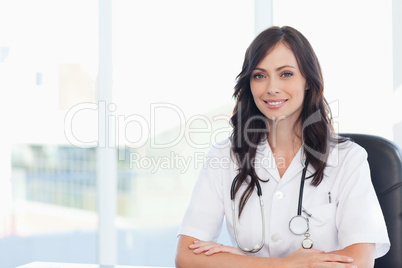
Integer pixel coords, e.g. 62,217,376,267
341,133,402,268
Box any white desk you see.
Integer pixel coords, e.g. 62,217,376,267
17,262,172,268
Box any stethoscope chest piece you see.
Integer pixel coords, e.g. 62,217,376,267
289,215,314,249
302,233,313,249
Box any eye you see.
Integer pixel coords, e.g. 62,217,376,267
281,72,293,78
252,73,265,80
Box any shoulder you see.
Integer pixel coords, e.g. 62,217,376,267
323,139,372,190
327,139,368,168
339,139,367,157
207,136,268,159
199,138,234,171
206,137,232,158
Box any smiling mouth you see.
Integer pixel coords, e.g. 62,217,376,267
263,99,287,105
265,100,286,105
262,99,288,110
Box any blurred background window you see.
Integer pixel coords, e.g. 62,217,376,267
0,0,252,267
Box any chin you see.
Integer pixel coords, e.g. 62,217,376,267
265,113,287,121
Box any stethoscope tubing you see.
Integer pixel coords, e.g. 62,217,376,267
231,175,265,253
297,160,309,216
230,161,309,253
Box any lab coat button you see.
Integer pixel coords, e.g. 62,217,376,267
271,234,281,242
274,191,283,199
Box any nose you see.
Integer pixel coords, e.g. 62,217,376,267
266,78,280,95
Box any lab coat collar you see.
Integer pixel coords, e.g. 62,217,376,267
281,148,307,185
255,138,307,184
255,138,279,180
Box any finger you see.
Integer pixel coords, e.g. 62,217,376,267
310,263,356,268
205,245,245,256
189,240,203,248
189,240,217,249
191,242,222,254
190,240,219,247
204,245,226,255
194,245,221,254
321,254,354,263
315,264,357,268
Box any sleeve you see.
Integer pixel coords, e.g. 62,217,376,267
336,144,390,258
177,145,226,242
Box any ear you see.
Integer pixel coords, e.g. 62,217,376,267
305,82,310,90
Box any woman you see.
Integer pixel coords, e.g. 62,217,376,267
176,26,390,267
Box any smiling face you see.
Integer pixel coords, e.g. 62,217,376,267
250,42,308,126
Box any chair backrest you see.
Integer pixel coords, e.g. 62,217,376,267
341,133,402,268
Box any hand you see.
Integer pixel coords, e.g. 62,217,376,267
189,240,246,256
283,248,356,268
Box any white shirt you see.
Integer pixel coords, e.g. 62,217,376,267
178,138,390,258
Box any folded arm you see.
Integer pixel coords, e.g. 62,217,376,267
175,235,282,268
327,243,375,268
175,235,357,268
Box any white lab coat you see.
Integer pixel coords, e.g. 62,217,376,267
178,138,390,258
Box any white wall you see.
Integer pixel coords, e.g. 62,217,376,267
273,0,397,141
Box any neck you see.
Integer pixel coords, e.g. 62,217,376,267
267,117,302,155
267,118,302,177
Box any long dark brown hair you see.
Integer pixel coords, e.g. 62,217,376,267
230,26,347,217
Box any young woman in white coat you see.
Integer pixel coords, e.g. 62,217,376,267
176,26,390,268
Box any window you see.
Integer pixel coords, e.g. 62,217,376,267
0,1,99,266
0,0,254,266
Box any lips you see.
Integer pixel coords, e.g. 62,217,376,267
263,99,287,109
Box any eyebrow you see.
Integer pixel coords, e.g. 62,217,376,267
253,65,297,72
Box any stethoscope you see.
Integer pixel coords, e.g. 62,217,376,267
230,161,312,253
